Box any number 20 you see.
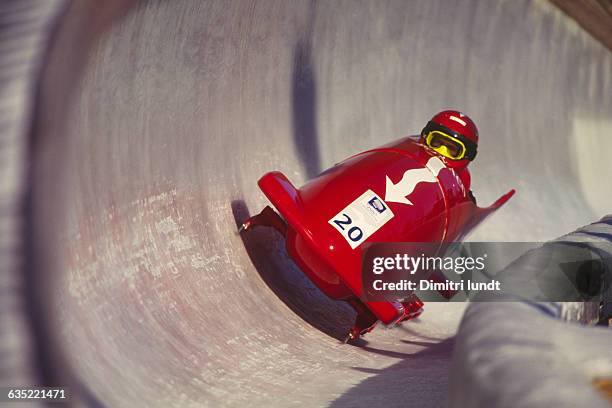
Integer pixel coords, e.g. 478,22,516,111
333,213,363,242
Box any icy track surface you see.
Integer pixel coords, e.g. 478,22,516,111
29,0,612,407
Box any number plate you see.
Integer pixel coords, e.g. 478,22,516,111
328,190,394,249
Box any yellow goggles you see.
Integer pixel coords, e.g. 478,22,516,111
424,130,468,160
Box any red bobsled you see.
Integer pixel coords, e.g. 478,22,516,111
241,136,514,341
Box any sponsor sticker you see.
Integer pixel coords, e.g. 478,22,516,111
328,190,394,249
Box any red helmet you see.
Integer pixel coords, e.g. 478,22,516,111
421,110,479,164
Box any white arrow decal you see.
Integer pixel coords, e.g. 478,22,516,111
385,157,446,205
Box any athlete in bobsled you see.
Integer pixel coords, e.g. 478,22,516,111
419,110,479,203
240,110,499,342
